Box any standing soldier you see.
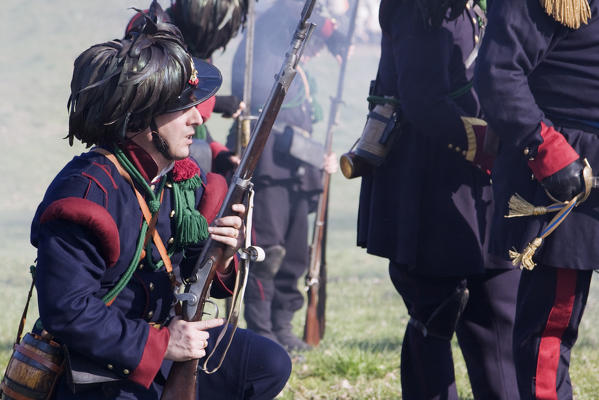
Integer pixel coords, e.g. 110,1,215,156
228,0,342,351
23,20,290,399
475,0,599,398
355,0,520,398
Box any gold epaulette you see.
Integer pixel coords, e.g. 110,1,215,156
540,0,591,29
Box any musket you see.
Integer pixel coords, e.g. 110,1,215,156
160,2,316,399
303,0,360,346
235,0,257,155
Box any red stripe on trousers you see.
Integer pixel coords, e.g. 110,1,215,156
535,268,577,400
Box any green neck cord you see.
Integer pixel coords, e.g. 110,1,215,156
113,145,163,214
101,221,149,304
102,145,166,301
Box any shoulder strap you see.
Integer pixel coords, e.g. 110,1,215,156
94,148,173,275
14,265,36,345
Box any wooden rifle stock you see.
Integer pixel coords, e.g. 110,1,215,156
303,0,360,346
160,1,316,398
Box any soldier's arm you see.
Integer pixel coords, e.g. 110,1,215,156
474,0,579,181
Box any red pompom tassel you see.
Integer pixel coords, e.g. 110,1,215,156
173,158,200,182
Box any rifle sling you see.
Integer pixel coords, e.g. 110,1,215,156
201,186,256,374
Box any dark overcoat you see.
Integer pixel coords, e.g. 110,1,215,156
357,0,509,277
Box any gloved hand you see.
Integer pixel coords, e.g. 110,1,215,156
471,122,495,174
214,150,240,174
452,117,495,174
541,159,584,202
214,95,243,118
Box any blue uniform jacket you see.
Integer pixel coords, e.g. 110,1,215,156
475,0,599,270
30,143,235,390
357,0,511,276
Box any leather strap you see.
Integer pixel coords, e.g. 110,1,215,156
15,269,35,345
94,148,173,274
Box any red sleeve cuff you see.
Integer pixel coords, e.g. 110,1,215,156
129,325,170,388
209,141,231,161
215,255,240,296
528,122,579,181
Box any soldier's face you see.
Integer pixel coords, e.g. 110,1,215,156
153,106,203,161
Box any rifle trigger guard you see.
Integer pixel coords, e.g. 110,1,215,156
202,299,219,319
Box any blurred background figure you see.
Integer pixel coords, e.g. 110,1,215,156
227,0,344,352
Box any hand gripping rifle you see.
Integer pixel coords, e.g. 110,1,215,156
303,0,360,346
160,2,316,399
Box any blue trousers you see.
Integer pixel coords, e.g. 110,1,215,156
513,265,592,400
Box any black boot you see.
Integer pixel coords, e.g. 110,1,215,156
272,308,312,352
243,246,286,343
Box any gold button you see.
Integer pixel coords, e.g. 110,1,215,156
150,184,156,191
170,210,176,218
462,150,467,156
149,282,155,291
455,146,461,152
167,237,174,245
448,143,454,149
523,147,530,156
146,311,154,319
107,364,114,370
474,35,479,42
123,369,130,375
166,182,173,188
138,263,144,271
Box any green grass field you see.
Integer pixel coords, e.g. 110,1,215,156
1,1,598,398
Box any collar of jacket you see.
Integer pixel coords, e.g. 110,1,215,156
120,140,159,183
